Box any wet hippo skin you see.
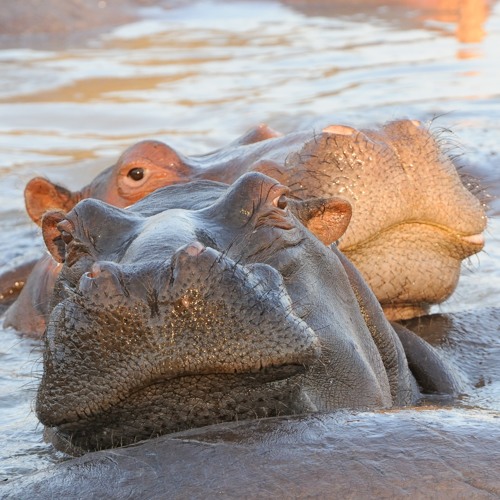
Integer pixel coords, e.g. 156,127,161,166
2,408,499,499
2,308,499,499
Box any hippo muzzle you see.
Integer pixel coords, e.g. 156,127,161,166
37,240,320,451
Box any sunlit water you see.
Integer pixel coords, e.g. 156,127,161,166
0,0,499,481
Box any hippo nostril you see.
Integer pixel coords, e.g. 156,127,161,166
79,263,103,292
169,242,213,287
79,272,96,293
61,231,73,245
184,241,206,257
272,194,288,210
57,219,74,235
88,263,102,279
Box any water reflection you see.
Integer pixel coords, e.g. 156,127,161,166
282,0,491,44
434,0,488,43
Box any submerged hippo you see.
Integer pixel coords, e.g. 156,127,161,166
5,409,500,498
2,119,486,335
4,307,498,497
36,173,455,452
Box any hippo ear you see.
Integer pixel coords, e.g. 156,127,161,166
25,177,79,227
291,197,352,245
230,124,282,146
41,210,67,263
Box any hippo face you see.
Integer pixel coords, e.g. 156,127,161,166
37,173,414,452
292,120,487,319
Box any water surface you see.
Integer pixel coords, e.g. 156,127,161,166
0,0,499,481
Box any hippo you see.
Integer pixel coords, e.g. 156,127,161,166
4,409,500,499
2,119,486,336
4,307,499,497
35,172,458,453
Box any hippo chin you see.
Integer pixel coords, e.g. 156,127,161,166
5,119,484,339
36,172,435,452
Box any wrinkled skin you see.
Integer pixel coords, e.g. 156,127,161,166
4,308,498,497
2,119,486,336
5,409,500,498
36,172,428,452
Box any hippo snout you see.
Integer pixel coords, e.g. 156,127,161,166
37,241,321,448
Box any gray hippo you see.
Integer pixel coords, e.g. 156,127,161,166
3,307,499,498
2,119,486,335
35,173,457,453
4,409,500,499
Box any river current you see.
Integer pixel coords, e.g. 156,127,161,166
0,0,499,481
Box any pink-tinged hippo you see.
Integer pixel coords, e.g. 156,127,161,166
35,173,459,452
2,120,486,336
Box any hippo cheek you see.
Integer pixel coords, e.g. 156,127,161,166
36,243,320,452
343,223,485,320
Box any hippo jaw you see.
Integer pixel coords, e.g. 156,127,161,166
342,220,486,320
36,243,320,452
46,374,313,453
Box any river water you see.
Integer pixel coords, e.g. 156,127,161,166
0,0,499,481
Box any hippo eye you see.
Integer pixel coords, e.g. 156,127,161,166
127,168,144,181
272,194,288,210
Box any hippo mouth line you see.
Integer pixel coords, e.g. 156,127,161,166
140,361,308,388
343,221,485,253
48,369,309,442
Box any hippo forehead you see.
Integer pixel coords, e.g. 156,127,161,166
69,173,295,265
120,209,201,263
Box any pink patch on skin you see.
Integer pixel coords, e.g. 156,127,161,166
89,263,102,279
461,233,485,246
185,241,206,257
322,125,356,136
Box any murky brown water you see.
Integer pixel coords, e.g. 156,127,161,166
0,0,499,481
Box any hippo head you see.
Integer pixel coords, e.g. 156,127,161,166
24,124,281,226
285,119,487,320
24,140,192,226
36,173,415,452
